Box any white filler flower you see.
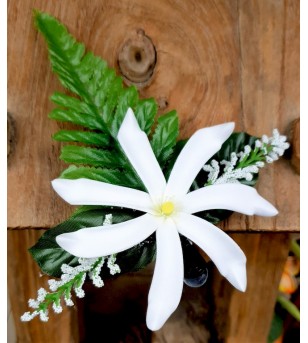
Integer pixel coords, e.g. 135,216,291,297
52,108,278,331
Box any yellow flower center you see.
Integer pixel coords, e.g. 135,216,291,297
161,201,175,216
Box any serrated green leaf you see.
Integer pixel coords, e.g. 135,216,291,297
134,98,157,134
53,130,110,147
49,108,104,130
151,110,179,166
95,68,118,111
111,86,139,136
165,139,187,180
29,208,155,277
60,165,144,190
60,145,126,168
51,92,96,116
32,12,186,278
35,11,90,101
101,76,123,128
35,11,181,186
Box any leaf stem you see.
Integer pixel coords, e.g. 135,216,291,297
277,294,300,321
290,240,300,259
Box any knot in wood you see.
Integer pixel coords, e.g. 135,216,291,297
118,29,156,88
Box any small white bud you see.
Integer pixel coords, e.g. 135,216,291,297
64,297,74,306
75,288,85,298
269,152,279,161
28,299,39,309
255,140,262,148
262,135,269,144
39,310,49,322
245,173,253,181
52,302,63,314
256,161,265,168
37,288,47,302
244,145,251,154
266,156,273,163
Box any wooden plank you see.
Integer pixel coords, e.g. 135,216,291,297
8,0,299,232
235,0,300,233
7,230,79,343
7,295,17,343
211,233,290,343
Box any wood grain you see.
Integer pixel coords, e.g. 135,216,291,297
7,1,299,342
7,230,79,343
7,0,299,231
211,233,291,343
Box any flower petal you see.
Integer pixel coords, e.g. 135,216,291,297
182,184,278,216
118,108,166,199
56,214,161,258
146,219,184,331
165,123,234,197
52,178,153,213
175,213,246,292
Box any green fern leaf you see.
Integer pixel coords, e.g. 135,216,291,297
151,110,179,166
60,146,126,168
111,87,139,136
35,11,180,184
51,92,96,116
134,99,157,134
60,165,144,190
53,130,110,147
48,108,104,130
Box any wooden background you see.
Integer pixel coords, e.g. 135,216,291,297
8,0,299,342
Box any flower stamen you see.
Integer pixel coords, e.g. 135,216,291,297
161,201,175,216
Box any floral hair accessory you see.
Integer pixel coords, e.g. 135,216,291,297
21,11,290,331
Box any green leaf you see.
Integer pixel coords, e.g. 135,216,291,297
53,130,110,147
35,11,180,179
214,132,258,166
51,92,96,116
35,11,181,182
60,145,126,168
134,98,158,134
60,165,144,190
111,86,139,136
165,139,187,180
32,12,186,277
151,111,179,166
29,207,155,277
101,76,123,128
268,313,283,343
49,108,104,130
34,11,90,101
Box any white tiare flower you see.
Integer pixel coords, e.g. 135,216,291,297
52,108,278,331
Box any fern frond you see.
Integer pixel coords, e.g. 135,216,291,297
48,108,104,130
35,11,180,186
60,166,144,190
60,146,126,168
53,130,110,147
151,111,179,167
